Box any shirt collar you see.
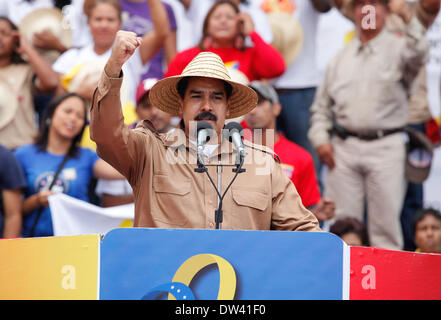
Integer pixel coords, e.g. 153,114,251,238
163,128,235,160
353,28,388,55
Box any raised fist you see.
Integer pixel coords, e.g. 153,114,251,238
388,0,412,24
105,30,142,77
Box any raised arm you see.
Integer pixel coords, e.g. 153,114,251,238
389,0,430,88
138,0,171,65
238,12,285,80
90,31,152,181
415,0,440,28
14,31,59,93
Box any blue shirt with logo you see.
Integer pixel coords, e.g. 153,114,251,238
14,144,99,237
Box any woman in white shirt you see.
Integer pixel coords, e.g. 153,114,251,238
53,0,170,105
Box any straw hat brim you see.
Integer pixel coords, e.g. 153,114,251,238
267,12,303,67
19,8,72,64
149,70,257,119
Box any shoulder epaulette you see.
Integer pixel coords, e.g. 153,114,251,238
243,140,281,164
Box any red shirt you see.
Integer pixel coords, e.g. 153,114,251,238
164,32,285,81
241,121,321,208
273,136,321,208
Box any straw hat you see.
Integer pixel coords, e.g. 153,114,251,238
149,52,258,119
0,82,18,130
267,11,303,67
404,126,434,184
68,60,130,106
19,8,72,64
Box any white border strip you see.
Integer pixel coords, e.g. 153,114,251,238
96,234,102,300
342,242,350,300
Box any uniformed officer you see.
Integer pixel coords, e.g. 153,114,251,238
308,0,430,249
89,31,320,232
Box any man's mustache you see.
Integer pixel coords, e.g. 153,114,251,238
194,112,217,122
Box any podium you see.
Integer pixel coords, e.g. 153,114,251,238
1,228,441,300
100,229,348,300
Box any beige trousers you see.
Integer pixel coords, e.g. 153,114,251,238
325,133,407,250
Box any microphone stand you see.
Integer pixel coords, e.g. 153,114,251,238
194,153,246,229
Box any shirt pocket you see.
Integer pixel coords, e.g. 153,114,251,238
152,174,192,226
231,188,269,211
230,187,271,230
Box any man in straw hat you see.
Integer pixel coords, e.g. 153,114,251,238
89,30,320,231
308,0,430,250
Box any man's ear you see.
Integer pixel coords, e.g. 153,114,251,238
225,101,231,118
273,102,282,117
177,96,184,118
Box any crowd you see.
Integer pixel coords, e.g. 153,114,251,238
0,0,440,254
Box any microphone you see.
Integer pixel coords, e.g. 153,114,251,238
224,122,246,160
195,121,213,167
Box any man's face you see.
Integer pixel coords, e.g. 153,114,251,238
0,20,16,59
353,0,388,33
244,94,280,130
137,94,171,133
88,3,121,49
179,77,230,141
415,214,441,254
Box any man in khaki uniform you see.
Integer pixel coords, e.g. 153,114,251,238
89,32,320,232
334,0,440,250
308,0,429,249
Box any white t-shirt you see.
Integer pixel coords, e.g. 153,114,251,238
0,0,53,26
95,179,133,196
61,0,93,49
52,44,145,105
182,0,273,50
161,0,193,52
270,0,321,89
315,8,354,81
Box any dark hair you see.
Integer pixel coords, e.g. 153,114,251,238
85,0,122,22
35,93,88,158
352,0,389,8
413,207,441,233
330,217,370,246
0,17,26,64
176,77,233,100
198,0,245,51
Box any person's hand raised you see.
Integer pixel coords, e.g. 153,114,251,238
105,30,142,78
389,0,412,24
237,12,255,37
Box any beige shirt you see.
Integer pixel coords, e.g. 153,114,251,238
90,71,320,231
308,17,430,148
0,64,37,150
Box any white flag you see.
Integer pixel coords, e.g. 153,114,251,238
49,193,134,236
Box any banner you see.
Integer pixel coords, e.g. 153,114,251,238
49,193,134,236
350,246,441,300
100,228,350,300
0,235,100,299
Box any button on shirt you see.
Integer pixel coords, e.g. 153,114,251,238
308,17,430,148
90,71,320,231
